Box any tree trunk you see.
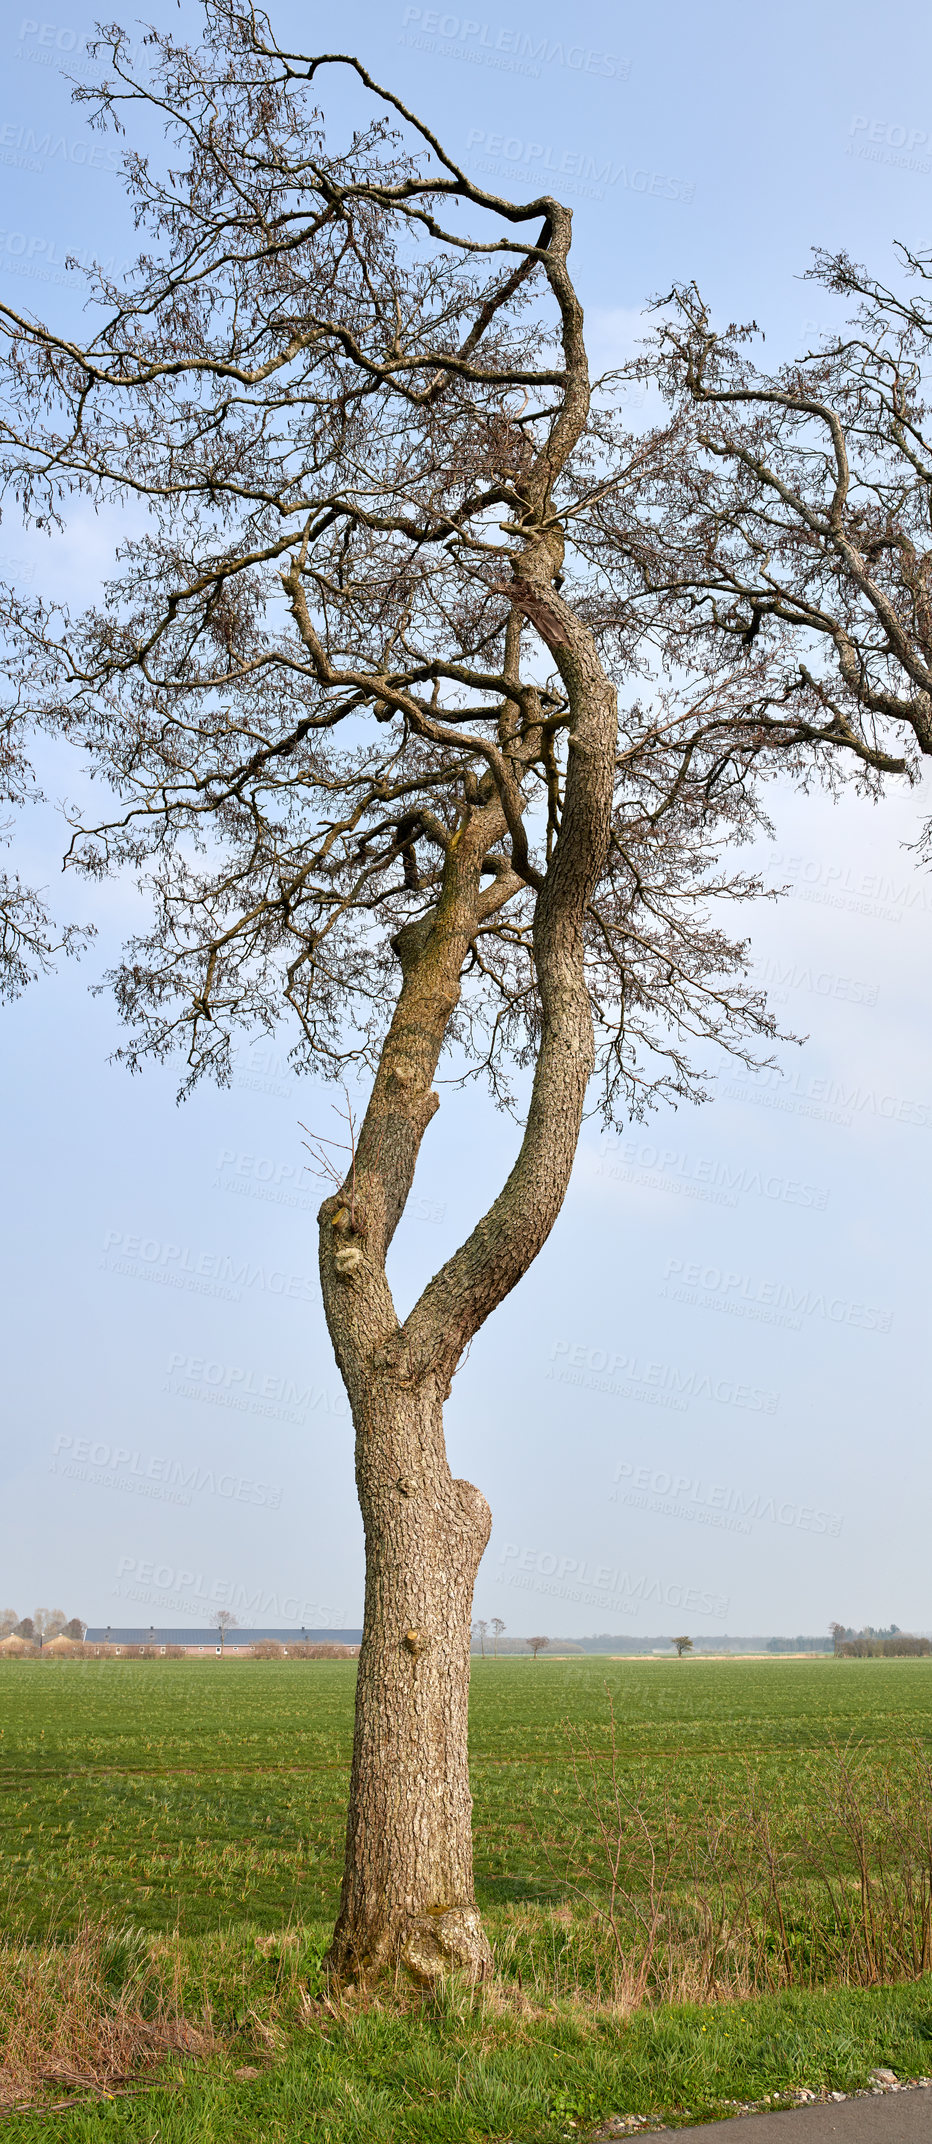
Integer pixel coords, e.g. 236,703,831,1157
316,230,616,1985
326,1371,492,1987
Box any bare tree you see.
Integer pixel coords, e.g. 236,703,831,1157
526,1635,550,1660
671,1635,693,1658
215,1610,239,1653
0,1610,17,1639
629,256,932,778
491,1617,506,1658
472,1619,488,1658
13,1618,35,1642
64,1617,87,1641
32,1609,66,1649
1,9,928,1988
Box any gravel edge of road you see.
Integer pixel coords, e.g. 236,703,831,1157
588,2072,932,2134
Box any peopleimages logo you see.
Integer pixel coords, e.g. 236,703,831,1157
0,231,135,286
547,1338,779,1415
213,1147,315,1213
400,9,630,79
14,19,150,74
0,121,121,171
113,1558,343,1626
661,1259,893,1334
164,1352,348,1425
16,18,90,53
50,1433,282,1509
0,553,35,584
611,1464,843,1538
497,1541,729,1618
100,1229,316,1303
725,1064,932,1133
770,846,932,924
465,128,694,203
233,1046,296,1099
754,956,879,1010
846,115,932,174
595,1136,829,1213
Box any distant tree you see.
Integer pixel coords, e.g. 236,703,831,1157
14,1618,35,1641
0,1610,17,1639
63,1618,86,1641
672,1635,693,1658
33,1609,66,1649
491,1618,506,1659
472,1619,488,1658
829,1621,847,1656
215,1610,239,1653
526,1636,549,1660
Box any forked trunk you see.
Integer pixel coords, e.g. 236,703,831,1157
326,1374,492,1986
319,415,617,1987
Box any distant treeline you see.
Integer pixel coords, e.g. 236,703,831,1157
470,1634,836,1656
766,1637,835,1653
529,1635,834,1655
837,1635,931,1658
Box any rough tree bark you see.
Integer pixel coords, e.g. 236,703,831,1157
329,1381,492,1984
318,508,618,1982
317,798,507,1982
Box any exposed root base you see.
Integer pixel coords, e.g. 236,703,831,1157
403,1906,492,1987
326,1905,493,1994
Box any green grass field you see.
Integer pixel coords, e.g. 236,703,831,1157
3,1655,932,2137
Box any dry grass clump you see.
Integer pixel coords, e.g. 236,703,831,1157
0,1921,211,2109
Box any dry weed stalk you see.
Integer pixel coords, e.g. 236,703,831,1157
545,1702,932,2010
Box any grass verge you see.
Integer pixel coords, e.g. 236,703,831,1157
6,1661,932,2134
3,1924,932,2140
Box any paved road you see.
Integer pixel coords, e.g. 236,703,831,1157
663,2087,932,2138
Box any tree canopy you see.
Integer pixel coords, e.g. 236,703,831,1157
1,19,929,1100
0,11,872,1113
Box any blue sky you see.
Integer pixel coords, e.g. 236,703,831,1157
2,0,931,1638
